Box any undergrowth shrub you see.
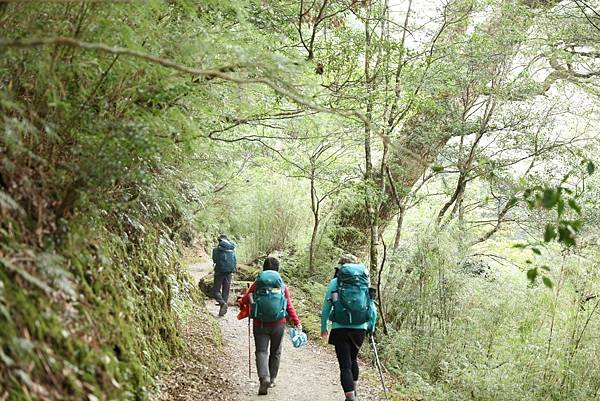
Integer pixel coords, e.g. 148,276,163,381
227,175,311,262
379,228,600,401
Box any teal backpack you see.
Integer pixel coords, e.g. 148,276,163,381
251,270,287,322
213,240,236,273
331,263,371,325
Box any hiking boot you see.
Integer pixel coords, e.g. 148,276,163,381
218,303,228,316
258,379,269,395
268,379,276,388
344,391,357,401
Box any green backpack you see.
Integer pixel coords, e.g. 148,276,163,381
250,270,287,322
331,263,371,325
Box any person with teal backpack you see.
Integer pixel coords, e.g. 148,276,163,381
239,256,302,396
212,234,237,316
321,254,377,401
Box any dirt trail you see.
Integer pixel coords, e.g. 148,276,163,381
156,261,386,401
209,296,385,401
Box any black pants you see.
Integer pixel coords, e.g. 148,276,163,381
212,271,231,305
329,328,366,393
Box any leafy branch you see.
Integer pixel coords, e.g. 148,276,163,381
514,160,595,287
0,36,370,126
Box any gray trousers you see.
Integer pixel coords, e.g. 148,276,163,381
212,272,232,305
253,324,285,381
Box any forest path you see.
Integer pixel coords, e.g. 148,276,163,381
156,260,386,401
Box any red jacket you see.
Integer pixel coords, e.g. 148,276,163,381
239,281,301,327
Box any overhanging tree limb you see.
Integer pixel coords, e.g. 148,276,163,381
0,36,370,126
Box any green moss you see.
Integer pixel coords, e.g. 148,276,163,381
0,209,203,400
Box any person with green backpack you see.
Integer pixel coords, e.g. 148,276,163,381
212,234,237,316
239,256,302,396
321,254,377,401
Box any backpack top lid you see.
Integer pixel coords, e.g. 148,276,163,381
339,263,367,271
256,270,284,289
217,239,236,251
338,263,369,283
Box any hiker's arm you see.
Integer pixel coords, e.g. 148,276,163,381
233,252,237,272
240,281,256,306
211,248,217,266
284,287,301,327
367,300,378,333
320,279,335,334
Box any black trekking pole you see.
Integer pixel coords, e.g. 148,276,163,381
248,315,251,379
247,283,252,379
369,332,389,401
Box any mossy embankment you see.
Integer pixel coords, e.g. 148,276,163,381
1,2,232,400
0,212,207,401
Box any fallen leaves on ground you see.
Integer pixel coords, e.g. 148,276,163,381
153,304,239,401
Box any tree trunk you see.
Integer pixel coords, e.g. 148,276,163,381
308,169,319,275
362,3,379,277
392,204,406,253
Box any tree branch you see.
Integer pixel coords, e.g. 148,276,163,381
0,36,370,126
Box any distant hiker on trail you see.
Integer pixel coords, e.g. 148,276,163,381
212,234,237,316
239,256,302,396
321,254,377,401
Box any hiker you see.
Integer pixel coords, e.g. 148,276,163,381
239,256,302,395
321,254,377,401
212,234,237,316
